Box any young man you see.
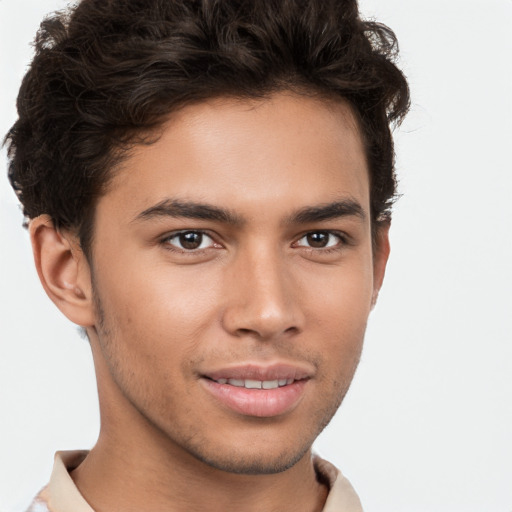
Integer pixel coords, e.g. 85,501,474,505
5,0,409,510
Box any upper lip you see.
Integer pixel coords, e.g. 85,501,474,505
201,362,314,382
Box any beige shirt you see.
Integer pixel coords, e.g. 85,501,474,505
27,451,363,512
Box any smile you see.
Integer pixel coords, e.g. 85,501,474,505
212,378,295,389
200,363,313,417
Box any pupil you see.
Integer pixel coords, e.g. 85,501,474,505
180,232,202,250
307,232,328,248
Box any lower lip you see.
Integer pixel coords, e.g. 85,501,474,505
201,378,308,418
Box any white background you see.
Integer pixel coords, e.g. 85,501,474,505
1,1,511,511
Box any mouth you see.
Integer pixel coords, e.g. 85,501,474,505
199,363,312,418
206,377,297,389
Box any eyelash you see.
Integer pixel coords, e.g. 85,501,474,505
160,230,349,254
160,230,220,253
293,231,347,253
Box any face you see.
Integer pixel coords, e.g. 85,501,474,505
86,92,387,474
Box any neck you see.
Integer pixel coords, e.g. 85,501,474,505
72,438,327,512
71,348,328,512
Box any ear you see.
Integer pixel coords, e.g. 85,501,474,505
371,220,391,308
30,215,95,327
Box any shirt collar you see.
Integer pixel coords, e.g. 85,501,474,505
313,455,363,512
30,451,362,512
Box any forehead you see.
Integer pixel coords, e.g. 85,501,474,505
100,92,369,222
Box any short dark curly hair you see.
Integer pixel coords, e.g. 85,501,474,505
5,0,409,258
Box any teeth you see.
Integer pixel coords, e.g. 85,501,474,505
220,378,293,389
262,380,278,389
245,379,262,389
228,379,244,387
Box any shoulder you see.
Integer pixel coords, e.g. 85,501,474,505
25,487,50,512
313,455,364,512
24,451,92,512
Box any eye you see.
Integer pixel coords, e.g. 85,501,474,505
295,231,343,249
164,231,217,251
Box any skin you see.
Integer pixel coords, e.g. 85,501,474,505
31,92,390,512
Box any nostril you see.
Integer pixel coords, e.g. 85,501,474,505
233,324,300,340
236,328,254,336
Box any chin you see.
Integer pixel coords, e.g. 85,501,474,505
188,443,311,475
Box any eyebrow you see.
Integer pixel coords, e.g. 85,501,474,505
133,197,366,226
289,199,367,224
133,199,244,225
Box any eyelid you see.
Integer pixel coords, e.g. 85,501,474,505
293,230,348,249
292,229,353,257
160,229,222,252
158,228,350,254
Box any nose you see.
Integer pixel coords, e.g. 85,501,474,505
221,246,304,340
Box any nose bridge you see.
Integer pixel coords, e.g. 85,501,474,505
222,240,302,339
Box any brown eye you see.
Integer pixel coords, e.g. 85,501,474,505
166,231,215,251
180,232,203,249
295,231,342,249
306,232,329,248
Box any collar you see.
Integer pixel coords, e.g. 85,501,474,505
313,455,363,511
28,451,363,512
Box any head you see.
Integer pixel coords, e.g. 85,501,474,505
5,0,409,475
6,0,408,257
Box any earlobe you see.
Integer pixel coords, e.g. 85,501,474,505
371,221,391,308
30,215,95,326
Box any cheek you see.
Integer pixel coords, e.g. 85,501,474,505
307,258,374,325
98,260,222,344
92,266,206,407
305,261,373,364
